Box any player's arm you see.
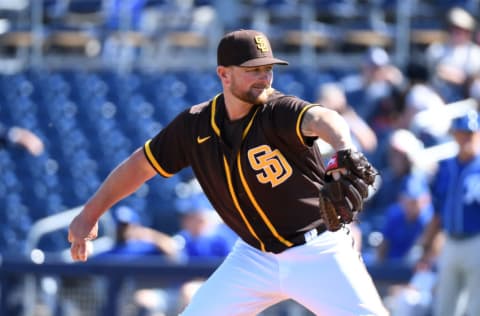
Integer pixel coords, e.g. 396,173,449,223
301,105,354,151
68,147,157,261
417,213,442,265
302,105,377,231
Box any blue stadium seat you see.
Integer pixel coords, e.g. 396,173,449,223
288,68,337,102
36,229,70,252
71,174,101,202
2,193,31,228
1,170,22,194
0,227,26,253
100,71,142,102
150,73,188,102
274,71,306,100
158,96,189,123
0,150,15,170
44,193,67,216
183,71,221,104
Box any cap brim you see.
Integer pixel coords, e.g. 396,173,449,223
239,57,289,67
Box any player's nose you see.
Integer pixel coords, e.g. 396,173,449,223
257,71,272,85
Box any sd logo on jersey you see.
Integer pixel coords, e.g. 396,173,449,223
248,145,292,187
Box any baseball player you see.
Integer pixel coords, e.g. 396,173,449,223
419,110,480,316
68,29,388,315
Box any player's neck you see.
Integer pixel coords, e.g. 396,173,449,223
223,93,254,121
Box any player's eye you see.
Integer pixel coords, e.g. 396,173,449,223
246,66,273,74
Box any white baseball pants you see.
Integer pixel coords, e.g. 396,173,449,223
180,228,388,316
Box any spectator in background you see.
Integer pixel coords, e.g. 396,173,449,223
367,81,406,144
377,175,436,316
93,205,179,260
376,174,433,264
365,129,429,222
341,46,404,125
315,82,378,155
425,6,480,103
400,62,450,147
0,123,44,156
419,110,480,316
174,193,237,262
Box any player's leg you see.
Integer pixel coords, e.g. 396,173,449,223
180,239,287,316
280,229,388,316
462,236,480,316
433,238,462,316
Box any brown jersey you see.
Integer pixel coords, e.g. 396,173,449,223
144,91,327,253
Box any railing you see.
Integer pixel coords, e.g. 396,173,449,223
0,0,437,72
0,255,413,316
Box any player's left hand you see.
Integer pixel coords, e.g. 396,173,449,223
68,213,98,262
319,149,378,231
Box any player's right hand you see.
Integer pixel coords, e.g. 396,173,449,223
68,214,98,262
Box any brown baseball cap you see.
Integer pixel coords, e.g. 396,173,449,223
217,29,288,67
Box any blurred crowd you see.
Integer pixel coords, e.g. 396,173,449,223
2,2,480,316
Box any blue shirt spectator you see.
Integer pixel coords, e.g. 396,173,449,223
93,205,178,260
378,174,433,262
174,193,237,261
365,129,427,225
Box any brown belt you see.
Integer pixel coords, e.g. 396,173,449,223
290,223,327,246
267,223,328,254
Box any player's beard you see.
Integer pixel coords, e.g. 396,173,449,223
230,79,272,105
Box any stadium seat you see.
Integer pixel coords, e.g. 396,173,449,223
274,71,306,100
1,170,22,194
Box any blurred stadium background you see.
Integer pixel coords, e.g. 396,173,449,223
0,0,477,315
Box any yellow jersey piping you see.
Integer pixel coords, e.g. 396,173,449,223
237,153,293,247
296,104,317,146
210,93,221,136
223,156,265,251
144,139,174,177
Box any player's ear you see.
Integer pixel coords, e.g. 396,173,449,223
217,66,230,83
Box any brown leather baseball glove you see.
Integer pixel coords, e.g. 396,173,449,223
319,149,378,231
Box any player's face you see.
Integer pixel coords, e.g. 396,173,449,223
229,65,274,104
449,26,472,45
453,130,480,161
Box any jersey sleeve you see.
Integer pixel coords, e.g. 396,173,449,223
269,95,319,147
143,111,190,177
